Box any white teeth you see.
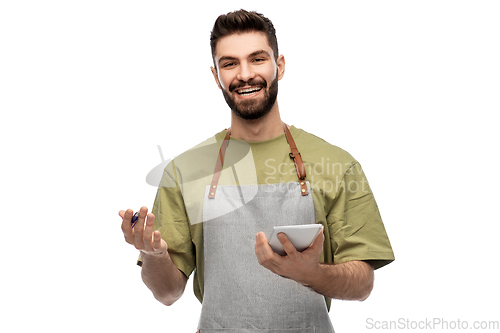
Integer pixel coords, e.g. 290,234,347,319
237,87,261,95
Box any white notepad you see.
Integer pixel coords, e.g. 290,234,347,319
268,224,323,256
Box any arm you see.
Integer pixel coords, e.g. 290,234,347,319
120,207,187,306
255,231,374,301
140,251,188,306
308,260,373,301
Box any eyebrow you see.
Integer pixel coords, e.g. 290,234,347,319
218,50,271,65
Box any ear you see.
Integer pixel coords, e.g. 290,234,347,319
211,66,222,90
277,55,285,81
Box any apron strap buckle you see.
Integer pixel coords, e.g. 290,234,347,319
285,124,308,195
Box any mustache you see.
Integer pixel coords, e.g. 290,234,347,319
229,78,267,92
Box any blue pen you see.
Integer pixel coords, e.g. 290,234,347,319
131,212,139,228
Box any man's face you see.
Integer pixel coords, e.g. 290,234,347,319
211,31,285,120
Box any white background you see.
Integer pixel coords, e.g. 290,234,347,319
1,1,499,332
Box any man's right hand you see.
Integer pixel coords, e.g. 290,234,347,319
120,206,168,256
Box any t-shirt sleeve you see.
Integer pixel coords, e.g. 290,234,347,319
327,162,394,269
137,162,196,278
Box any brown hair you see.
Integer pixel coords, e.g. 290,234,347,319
210,9,279,66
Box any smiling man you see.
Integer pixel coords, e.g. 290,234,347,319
120,9,394,332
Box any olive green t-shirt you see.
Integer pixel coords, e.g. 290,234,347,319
141,126,395,311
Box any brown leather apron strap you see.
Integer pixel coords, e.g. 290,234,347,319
208,123,308,198
208,128,231,199
283,123,308,196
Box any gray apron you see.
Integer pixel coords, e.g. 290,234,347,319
197,125,335,332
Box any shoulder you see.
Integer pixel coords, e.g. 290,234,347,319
162,129,227,179
291,126,357,167
174,129,227,163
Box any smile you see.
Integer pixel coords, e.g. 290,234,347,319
235,86,263,96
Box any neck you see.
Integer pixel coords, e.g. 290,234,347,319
230,102,285,141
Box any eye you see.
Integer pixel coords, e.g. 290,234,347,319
222,62,236,68
253,58,265,63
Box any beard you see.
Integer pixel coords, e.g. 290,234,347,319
221,75,279,120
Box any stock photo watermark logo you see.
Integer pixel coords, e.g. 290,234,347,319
144,141,372,224
145,145,172,187
263,157,371,196
145,139,257,225
145,142,252,187
365,317,499,330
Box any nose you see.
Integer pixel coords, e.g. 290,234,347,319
236,61,256,82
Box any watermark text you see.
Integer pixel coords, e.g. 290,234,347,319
366,317,499,330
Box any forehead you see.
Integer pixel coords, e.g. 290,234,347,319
214,31,274,61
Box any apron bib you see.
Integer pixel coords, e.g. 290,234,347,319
197,124,334,333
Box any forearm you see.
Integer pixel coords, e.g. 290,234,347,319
305,260,374,301
140,251,187,306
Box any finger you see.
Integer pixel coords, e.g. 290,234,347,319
143,212,155,252
277,232,298,257
136,206,148,229
121,209,134,244
133,207,148,249
255,232,274,258
152,230,163,251
255,233,280,269
254,233,267,261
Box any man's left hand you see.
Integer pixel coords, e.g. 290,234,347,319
254,228,324,286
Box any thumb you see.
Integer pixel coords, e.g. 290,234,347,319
152,230,168,252
310,227,325,250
